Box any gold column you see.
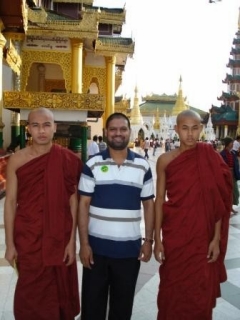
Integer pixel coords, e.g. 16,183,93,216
0,33,6,149
71,40,83,93
224,124,228,138
216,125,219,139
104,56,116,126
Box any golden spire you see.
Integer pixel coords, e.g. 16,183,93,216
171,76,188,116
153,108,160,130
130,85,143,125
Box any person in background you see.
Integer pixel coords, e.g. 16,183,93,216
153,138,159,156
232,135,240,157
143,137,150,159
87,135,99,159
220,136,240,215
154,110,232,320
164,139,170,152
4,107,82,320
78,112,155,320
174,138,180,148
98,135,107,152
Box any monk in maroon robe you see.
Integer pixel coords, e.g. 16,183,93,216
4,108,82,320
154,110,232,320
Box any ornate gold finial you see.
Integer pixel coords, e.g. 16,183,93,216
172,76,187,116
130,84,143,125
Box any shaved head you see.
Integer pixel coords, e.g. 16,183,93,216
176,110,201,125
28,107,54,123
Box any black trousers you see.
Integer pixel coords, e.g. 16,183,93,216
81,254,140,320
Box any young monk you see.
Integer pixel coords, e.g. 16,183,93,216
4,107,82,320
154,110,233,320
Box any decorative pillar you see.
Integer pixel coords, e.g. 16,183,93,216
215,125,219,139
19,120,27,149
104,56,116,127
0,33,6,149
224,124,228,138
70,40,87,158
71,40,83,93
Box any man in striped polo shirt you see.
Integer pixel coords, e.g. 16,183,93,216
78,112,155,320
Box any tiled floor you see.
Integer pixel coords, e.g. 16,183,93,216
1,147,240,320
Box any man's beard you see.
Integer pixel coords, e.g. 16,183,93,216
106,137,129,150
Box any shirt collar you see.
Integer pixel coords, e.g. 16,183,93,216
101,148,135,161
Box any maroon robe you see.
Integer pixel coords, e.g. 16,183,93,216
14,144,82,320
157,143,232,320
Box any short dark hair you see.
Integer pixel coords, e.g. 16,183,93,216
223,136,233,147
105,112,131,129
93,135,98,141
98,135,103,142
236,135,240,140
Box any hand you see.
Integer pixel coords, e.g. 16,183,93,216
63,240,76,266
79,244,94,269
207,239,220,263
5,245,18,267
138,242,152,262
154,241,165,264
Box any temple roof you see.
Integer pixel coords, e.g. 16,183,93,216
94,36,134,64
217,91,239,101
84,4,125,27
96,37,133,46
139,99,206,118
230,47,240,55
143,93,177,102
210,104,238,123
227,59,240,68
44,9,79,21
223,74,240,83
233,37,240,45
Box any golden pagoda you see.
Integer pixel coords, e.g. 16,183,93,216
171,76,188,116
130,86,143,125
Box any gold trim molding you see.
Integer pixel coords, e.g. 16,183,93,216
21,50,72,92
99,10,126,25
95,39,134,56
28,7,48,24
3,91,105,111
4,40,22,75
27,11,99,39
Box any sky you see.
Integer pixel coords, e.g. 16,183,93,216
93,0,240,112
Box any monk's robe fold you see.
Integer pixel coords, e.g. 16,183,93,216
157,143,232,320
14,144,82,320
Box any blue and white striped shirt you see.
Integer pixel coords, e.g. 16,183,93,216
78,148,155,258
